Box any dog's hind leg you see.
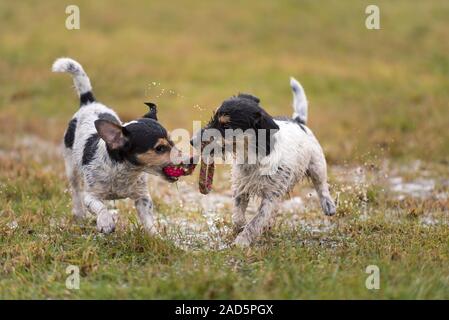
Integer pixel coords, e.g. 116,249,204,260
233,197,279,247
64,150,86,219
134,194,157,235
307,151,336,216
68,171,86,219
84,193,115,233
232,192,249,233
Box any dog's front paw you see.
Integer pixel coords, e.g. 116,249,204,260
72,204,87,220
143,220,158,236
72,208,86,220
232,220,246,235
233,234,252,248
321,197,336,216
232,225,245,236
97,212,116,234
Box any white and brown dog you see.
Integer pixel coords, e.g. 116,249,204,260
53,57,192,234
192,78,336,247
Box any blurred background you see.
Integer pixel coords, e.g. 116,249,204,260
1,0,448,165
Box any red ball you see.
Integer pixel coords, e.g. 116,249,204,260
163,166,185,177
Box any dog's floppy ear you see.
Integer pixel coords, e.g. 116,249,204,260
143,102,158,120
253,110,279,131
252,110,279,156
95,119,128,150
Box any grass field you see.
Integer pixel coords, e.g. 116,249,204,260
0,0,448,299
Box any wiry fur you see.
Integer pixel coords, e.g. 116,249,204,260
201,77,336,247
54,57,186,234
231,119,335,247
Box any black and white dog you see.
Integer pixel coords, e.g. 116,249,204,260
193,78,336,247
53,57,191,234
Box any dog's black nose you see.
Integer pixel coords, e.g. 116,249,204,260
189,138,194,146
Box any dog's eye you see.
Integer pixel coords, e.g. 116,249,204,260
155,145,168,154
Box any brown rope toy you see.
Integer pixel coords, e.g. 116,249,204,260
162,141,214,194
161,142,214,194
198,141,215,195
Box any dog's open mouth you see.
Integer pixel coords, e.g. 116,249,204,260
163,163,196,182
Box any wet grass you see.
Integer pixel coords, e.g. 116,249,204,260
1,1,449,299
1,134,448,299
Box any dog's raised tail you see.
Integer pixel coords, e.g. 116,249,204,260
52,57,95,106
290,77,308,125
